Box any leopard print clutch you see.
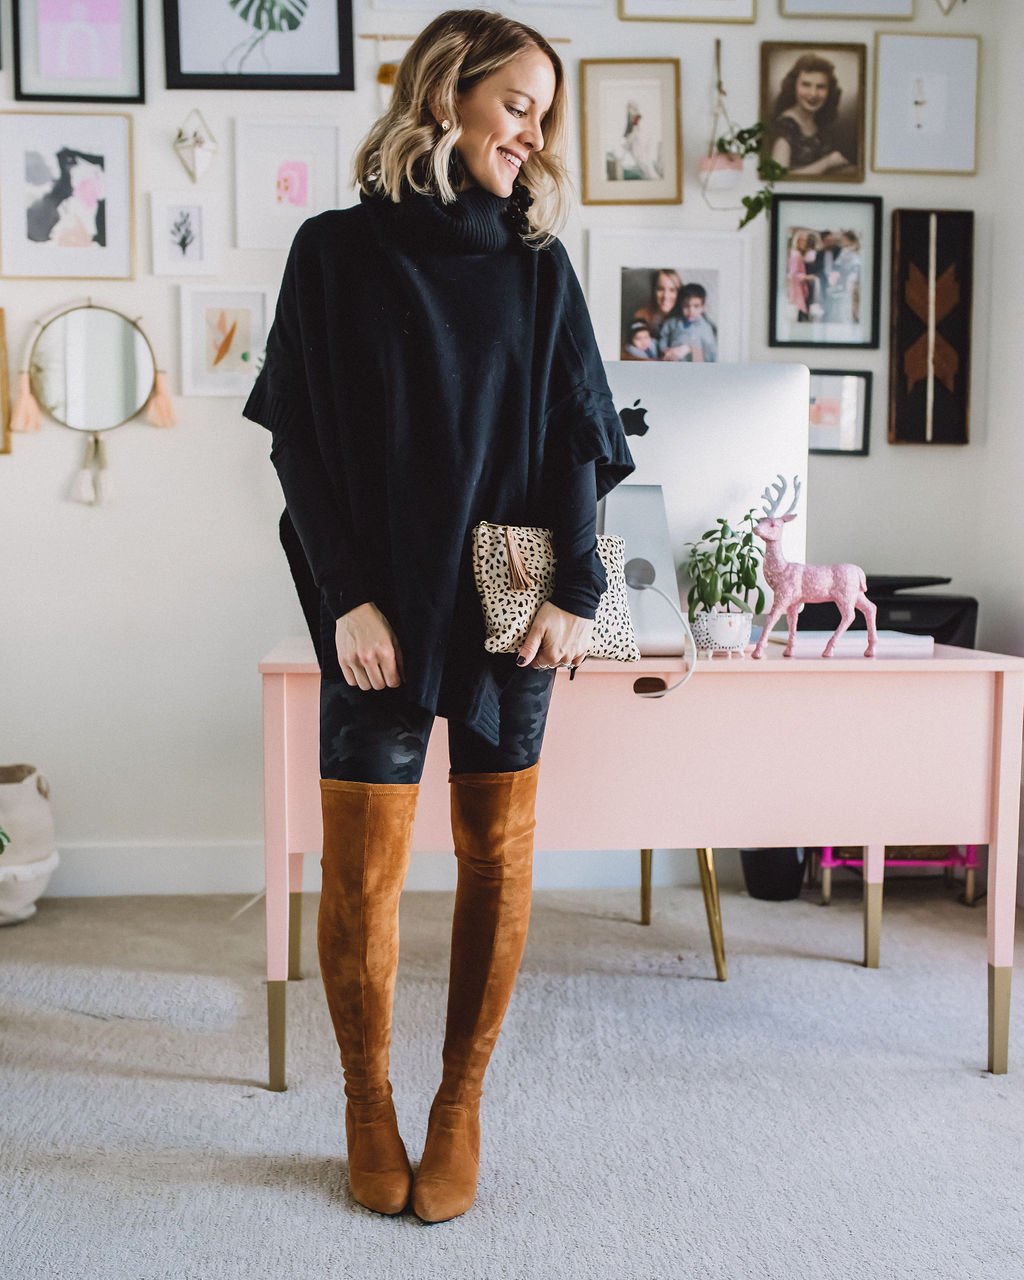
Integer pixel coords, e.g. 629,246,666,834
471,521,641,662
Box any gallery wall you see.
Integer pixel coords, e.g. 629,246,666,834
1,0,1015,898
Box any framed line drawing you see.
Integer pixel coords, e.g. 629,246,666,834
588,229,749,364
761,41,866,183
580,59,681,206
150,190,223,275
889,209,973,445
163,0,354,91
781,1,912,16
233,119,340,250
808,369,871,455
873,33,980,175
13,0,145,103
618,0,755,21
0,111,134,279
769,194,881,349
180,285,269,397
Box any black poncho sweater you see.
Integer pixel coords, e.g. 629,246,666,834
243,183,635,746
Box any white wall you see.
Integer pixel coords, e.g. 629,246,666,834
1,0,1012,898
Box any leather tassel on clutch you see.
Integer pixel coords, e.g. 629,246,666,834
504,525,535,591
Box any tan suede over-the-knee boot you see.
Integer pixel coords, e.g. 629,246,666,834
412,760,540,1224
318,778,419,1215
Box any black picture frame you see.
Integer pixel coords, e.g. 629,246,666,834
13,0,145,104
808,369,871,456
163,0,354,92
769,193,882,349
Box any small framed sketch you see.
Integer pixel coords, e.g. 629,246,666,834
588,230,749,364
163,0,354,91
180,285,269,397
618,0,755,20
13,0,145,103
234,119,340,249
873,33,979,175
780,1,912,16
579,59,681,205
769,194,881,349
809,370,871,455
0,111,134,279
761,42,866,183
150,191,223,276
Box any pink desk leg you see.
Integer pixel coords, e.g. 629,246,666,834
988,672,1024,1074
863,843,885,969
263,673,291,1092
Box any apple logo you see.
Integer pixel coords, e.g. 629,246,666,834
619,398,650,437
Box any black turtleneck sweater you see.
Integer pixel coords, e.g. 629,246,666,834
243,182,635,745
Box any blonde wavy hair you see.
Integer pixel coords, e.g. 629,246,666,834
353,9,571,248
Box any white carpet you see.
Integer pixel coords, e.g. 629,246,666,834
1,879,1022,1280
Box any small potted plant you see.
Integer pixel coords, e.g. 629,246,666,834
683,509,765,655
700,122,787,229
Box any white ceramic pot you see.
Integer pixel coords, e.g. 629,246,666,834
691,610,753,654
698,153,744,191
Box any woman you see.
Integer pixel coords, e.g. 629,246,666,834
769,52,853,177
629,268,684,358
786,229,811,323
243,10,634,1224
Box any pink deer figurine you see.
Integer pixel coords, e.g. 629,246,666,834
750,474,877,660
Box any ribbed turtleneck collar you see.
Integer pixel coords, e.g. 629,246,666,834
362,183,516,254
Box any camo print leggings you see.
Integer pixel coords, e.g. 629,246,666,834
319,665,557,783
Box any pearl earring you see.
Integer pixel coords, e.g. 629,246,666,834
441,120,451,132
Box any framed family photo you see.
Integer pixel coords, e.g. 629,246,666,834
588,230,749,364
162,0,354,91
0,110,134,278
618,0,755,20
579,59,681,205
234,119,340,249
179,285,269,397
808,369,871,456
760,41,866,183
873,33,979,175
769,194,881,349
150,190,223,275
13,0,145,103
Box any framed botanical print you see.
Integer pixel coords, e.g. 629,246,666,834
13,0,145,103
769,194,881,349
162,0,354,91
150,190,223,275
618,0,755,20
0,111,134,279
180,285,269,397
760,42,866,183
233,119,340,249
580,59,681,206
808,369,871,455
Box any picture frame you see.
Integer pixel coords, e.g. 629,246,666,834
13,0,145,103
150,190,223,276
0,111,134,279
618,0,755,21
162,0,354,92
234,119,340,250
588,230,749,364
873,33,980,175
808,369,871,455
780,0,912,16
579,59,682,206
760,41,866,184
0,310,10,457
179,285,269,397
769,194,881,349
889,209,973,445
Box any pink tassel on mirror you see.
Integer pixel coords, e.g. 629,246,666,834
10,371,42,433
144,370,176,427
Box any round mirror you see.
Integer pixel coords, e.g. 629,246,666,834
30,305,156,433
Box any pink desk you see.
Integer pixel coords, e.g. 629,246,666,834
259,639,1024,1089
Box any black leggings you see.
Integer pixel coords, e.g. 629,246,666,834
320,665,557,784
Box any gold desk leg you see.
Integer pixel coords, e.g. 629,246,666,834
640,848,652,926
696,847,728,982
864,881,883,969
267,980,287,1092
821,864,832,906
965,867,976,906
989,965,1012,1075
288,892,303,980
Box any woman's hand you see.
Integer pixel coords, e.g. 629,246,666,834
660,343,692,362
335,602,405,691
517,601,593,671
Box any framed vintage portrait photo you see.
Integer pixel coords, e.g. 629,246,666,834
618,0,755,20
808,369,871,455
0,111,134,279
780,1,912,16
579,59,681,205
588,230,749,363
873,33,979,175
760,42,866,183
150,190,223,276
13,0,145,103
180,285,269,397
233,119,340,250
162,0,354,91
769,194,881,349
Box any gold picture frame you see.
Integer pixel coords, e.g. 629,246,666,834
580,59,682,206
618,0,755,22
